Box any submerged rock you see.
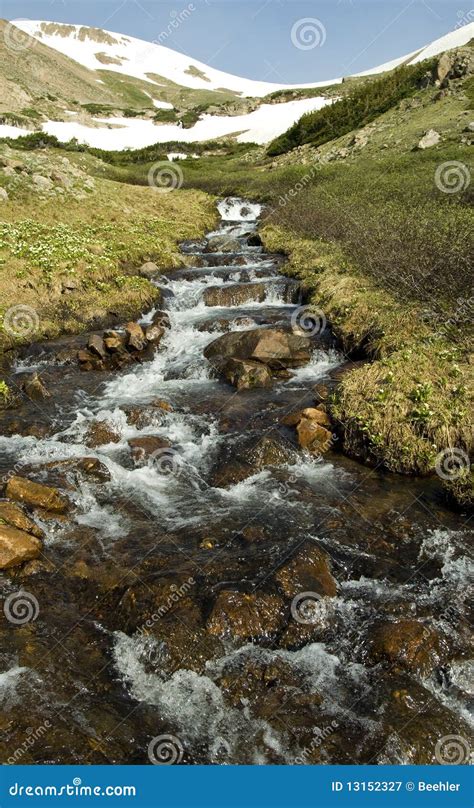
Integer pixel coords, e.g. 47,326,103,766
207,590,286,641
222,358,273,390
128,436,172,465
21,373,51,402
206,235,241,253
210,433,296,487
275,543,338,599
84,420,121,448
368,619,446,674
5,476,69,514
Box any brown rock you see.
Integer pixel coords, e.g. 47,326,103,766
5,476,68,514
207,591,286,641
0,525,42,569
222,358,273,389
139,261,159,278
151,399,173,412
125,322,146,352
275,544,337,599
0,501,44,538
204,327,311,372
128,436,172,465
22,373,51,402
297,419,332,454
210,433,296,488
78,349,94,364
144,324,165,345
369,620,445,674
203,282,267,307
84,420,120,448
150,310,171,330
282,407,331,428
87,334,107,360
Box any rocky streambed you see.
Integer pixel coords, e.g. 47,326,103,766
0,198,472,766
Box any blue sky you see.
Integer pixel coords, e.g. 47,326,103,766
0,1,466,83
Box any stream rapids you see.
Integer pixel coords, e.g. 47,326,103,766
0,198,472,766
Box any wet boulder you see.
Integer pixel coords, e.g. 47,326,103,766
222,358,272,390
0,524,42,569
275,543,338,599
210,433,296,487
84,420,121,448
207,590,287,641
87,334,107,360
206,235,241,253
368,619,447,674
128,436,172,466
0,501,44,538
21,373,51,402
204,327,311,375
103,331,124,353
125,322,146,352
203,282,267,307
296,418,333,455
5,476,69,514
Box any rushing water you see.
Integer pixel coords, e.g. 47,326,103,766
0,199,472,766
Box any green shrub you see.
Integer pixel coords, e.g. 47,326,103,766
267,60,436,155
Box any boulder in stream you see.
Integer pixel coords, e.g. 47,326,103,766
204,327,311,379
5,476,69,514
207,590,287,641
0,524,42,569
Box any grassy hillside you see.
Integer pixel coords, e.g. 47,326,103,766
0,143,216,358
267,60,436,156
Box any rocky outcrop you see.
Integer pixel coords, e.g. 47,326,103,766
78,311,170,372
5,476,69,514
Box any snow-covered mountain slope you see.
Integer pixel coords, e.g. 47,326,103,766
354,22,474,77
14,20,474,98
13,20,336,98
3,19,473,149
